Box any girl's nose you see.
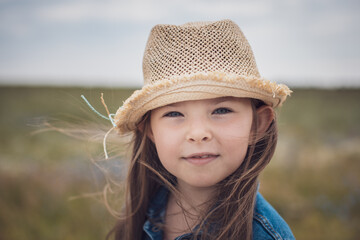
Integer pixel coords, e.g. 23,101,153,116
186,119,213,143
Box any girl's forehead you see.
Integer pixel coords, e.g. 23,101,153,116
164,96,250,107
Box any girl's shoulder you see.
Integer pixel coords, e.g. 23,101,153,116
253,192,295,240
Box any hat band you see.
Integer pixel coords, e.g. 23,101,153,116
121,80,282,132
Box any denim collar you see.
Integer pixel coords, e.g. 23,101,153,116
142,185,295,240
143,186,168,240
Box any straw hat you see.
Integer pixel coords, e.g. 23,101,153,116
114,19,291,133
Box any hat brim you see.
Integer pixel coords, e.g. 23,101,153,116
114,72,291,133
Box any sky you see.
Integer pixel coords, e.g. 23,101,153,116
0,0,359,87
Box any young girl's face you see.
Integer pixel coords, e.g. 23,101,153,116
148,97,253,190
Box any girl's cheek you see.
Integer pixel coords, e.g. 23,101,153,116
218,120,251,132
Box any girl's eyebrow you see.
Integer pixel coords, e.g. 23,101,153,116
212,97,237,104
214,98,229,104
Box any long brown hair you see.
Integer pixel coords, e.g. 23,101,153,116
107,99,278,240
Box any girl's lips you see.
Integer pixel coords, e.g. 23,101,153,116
182,153,220,165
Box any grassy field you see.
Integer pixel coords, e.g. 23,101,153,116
0,86,359,240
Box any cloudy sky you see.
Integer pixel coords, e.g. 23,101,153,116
0,0,359,87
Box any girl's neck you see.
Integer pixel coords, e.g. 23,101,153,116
166,181,216,225
164,183,216,240
176,180,216,208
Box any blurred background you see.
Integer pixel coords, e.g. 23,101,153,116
0,0,359,239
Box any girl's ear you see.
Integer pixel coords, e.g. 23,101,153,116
136,112,155,142
254,105,275,141
138,118,155,142
147,127,155,142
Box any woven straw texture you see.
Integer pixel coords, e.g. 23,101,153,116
143,20,260,84
114,19,291,133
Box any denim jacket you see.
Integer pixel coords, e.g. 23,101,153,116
143,187,295,240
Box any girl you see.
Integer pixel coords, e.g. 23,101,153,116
105,20,295,240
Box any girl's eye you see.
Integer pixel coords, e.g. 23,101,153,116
163,111,183,117
213,108,232,114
